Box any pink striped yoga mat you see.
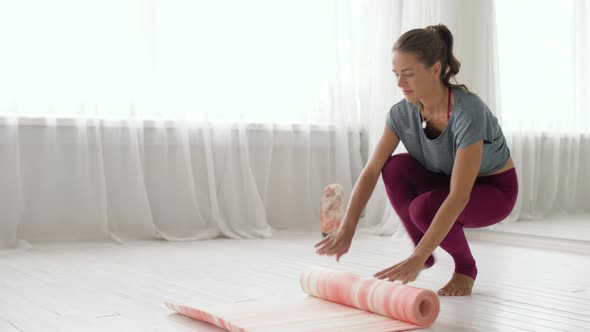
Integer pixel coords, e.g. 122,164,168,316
165,267,440,331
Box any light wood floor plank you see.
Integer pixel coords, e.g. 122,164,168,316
1,230,589,331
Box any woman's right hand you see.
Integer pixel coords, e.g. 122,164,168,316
314,225,355,262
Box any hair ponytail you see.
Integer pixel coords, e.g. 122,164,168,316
394,24,470,93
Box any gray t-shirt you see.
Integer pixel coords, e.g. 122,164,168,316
385,88,510,175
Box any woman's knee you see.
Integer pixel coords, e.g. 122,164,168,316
381,153,418,183
409,190,447,231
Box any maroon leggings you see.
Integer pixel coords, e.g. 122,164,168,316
381,153,518,280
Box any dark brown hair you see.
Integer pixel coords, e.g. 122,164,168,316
393,24,470,93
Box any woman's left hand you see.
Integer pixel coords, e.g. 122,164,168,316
373,254,427,284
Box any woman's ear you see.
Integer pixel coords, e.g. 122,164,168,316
432,61,442,79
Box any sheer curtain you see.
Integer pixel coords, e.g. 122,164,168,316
495,0,590,221
0,0,367,247
2,0,559,248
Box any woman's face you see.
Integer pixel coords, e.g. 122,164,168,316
392,51,441,103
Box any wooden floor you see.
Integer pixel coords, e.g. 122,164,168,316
1,230,589,332
488,213,590,242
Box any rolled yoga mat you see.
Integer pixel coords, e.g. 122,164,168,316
165,267,440,331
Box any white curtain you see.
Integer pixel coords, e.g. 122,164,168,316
3,0,577,248
495,0,590,221
0,0,368,247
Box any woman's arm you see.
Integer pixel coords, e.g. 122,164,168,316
412,140,483,260
340,126,400,234
315,126,399,260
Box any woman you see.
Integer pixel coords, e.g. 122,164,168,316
314,24,518,296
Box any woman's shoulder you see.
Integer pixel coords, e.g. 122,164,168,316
454,88,487,112
386,98,417,135
452,89,491,124
388,98,415,118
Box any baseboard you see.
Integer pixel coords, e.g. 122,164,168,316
465,229,590,255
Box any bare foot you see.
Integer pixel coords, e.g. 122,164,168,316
438,273,474,296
